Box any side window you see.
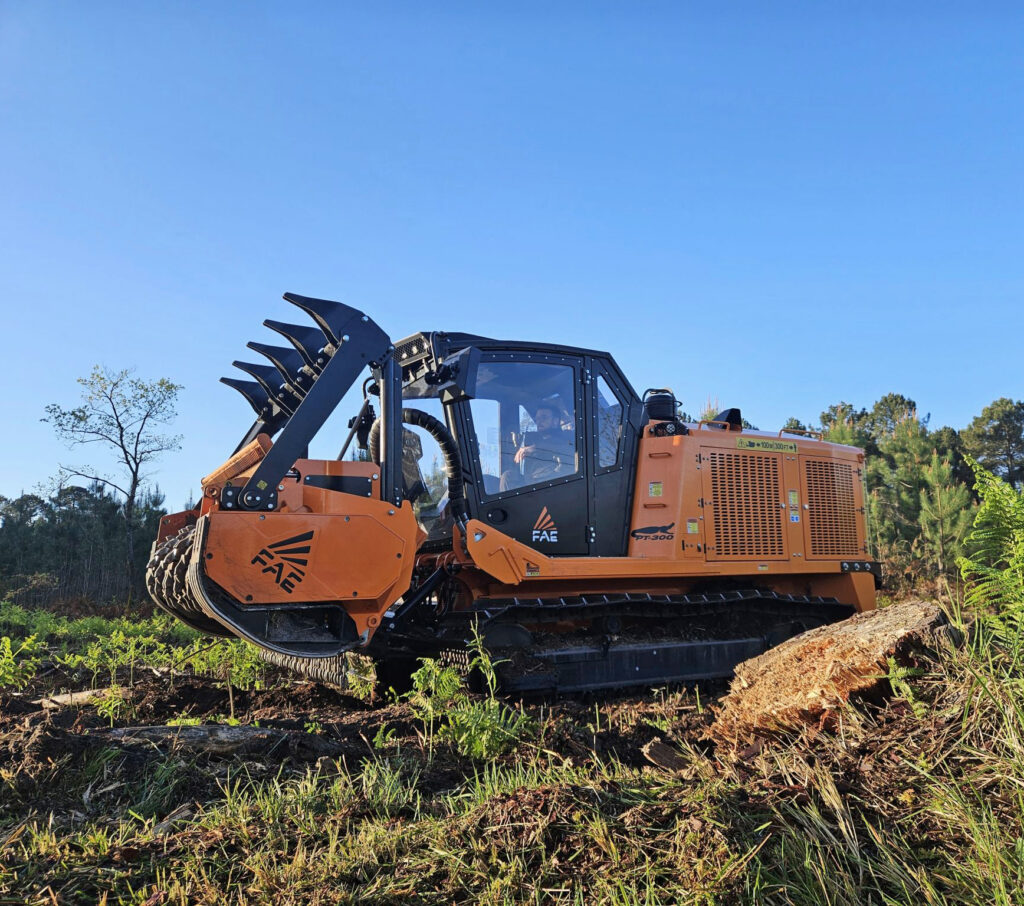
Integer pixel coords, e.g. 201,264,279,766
468,398,501,492
469,360,578,495
596,375,624,468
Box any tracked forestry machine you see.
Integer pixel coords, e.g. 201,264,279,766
147,293,879,693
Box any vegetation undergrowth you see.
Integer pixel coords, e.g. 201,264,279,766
0,598,268,692
406,627,535,760
2,464,1024,903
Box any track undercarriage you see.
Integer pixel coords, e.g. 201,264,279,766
149,524,855,694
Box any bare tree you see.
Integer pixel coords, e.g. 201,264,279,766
44,366,183,601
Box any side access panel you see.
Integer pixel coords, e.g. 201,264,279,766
798,454,868,560
701,447,789,562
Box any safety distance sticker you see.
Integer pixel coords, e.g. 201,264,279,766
736,438,798,453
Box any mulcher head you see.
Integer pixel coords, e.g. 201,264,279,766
148,293,415,663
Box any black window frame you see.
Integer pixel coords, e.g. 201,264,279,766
466,351,586,503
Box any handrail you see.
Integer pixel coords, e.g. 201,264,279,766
778,427,823,441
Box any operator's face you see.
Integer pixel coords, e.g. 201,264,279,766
535,408,556,429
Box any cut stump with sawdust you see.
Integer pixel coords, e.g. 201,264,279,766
710,600,954,743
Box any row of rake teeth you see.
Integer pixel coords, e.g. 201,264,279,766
220,292,359,417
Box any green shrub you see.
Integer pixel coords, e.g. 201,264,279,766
0,634,44,689
406,628,533,760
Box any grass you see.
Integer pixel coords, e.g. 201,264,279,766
1,465,1023,903
8,614,1021,905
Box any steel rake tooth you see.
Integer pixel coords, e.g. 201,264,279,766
219,378,270,415
246,341,312,393
232,360,297,415
263,319,330,371
283,292,364,347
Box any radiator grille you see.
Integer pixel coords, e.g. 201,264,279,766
805,460,860,556
708,452,784,558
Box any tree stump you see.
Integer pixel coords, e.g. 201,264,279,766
710,600,954,743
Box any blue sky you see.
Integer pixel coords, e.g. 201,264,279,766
2,2,1021,510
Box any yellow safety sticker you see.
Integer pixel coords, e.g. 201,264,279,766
525,563,541,577
687,519,699,534
736,438,798,453
788,489,799,507
649,481,663,497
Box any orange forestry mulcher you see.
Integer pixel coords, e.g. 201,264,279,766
148,293,879,692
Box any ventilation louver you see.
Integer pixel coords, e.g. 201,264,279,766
805,459,860,557
707,452,785,559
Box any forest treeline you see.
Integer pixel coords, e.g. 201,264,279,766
791,394,1023,592
0,394,1021,608
0,483,167,609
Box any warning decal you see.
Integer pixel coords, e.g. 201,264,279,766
736,438,798,453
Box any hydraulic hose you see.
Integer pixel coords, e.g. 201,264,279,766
368,408,464,512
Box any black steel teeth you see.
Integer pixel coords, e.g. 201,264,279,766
219,377,270,415
263,320,331,371
221,292,359,416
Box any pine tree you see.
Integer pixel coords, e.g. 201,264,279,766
962,398,1024,489
919,453,974,576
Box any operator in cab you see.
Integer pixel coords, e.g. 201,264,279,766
501,401,574,490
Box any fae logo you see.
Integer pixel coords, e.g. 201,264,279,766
630,522,675,542
532,507,558,543
251,530,314,594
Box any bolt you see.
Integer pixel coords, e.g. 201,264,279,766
388,509,395,515
259,514,265,520
278,485,284,491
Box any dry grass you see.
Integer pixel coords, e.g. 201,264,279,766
1,593,1023,904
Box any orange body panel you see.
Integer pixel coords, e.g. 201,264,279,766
156,507,199,544
200,455,423,638
456,426,875,614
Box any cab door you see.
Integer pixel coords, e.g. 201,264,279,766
585,358,639,557
462,352,589,555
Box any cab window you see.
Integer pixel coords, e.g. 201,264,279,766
468,360,578,495
596,375,624,468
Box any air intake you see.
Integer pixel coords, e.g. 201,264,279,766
804,460,861,557
706,452,785,559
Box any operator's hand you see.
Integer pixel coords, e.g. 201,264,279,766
514,445,535,464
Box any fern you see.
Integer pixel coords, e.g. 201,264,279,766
406,626,533,760
0,634,43,690
958,458,1024,662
